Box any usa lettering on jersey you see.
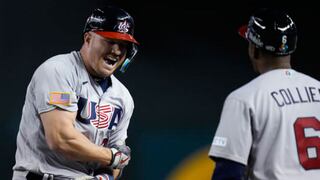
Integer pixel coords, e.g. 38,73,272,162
76,97,122,130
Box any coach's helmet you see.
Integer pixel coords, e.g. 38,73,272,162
238,8,297,56
84,6,139,72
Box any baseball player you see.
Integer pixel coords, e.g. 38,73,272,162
12,5,139,180
209,8,320,180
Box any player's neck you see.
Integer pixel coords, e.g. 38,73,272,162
259,65,292,74
257,56,291,74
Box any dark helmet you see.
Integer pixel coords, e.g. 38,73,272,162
84,6,139,72
238,8,297,56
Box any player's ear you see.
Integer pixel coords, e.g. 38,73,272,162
83,32,93,45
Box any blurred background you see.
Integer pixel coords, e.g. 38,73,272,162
1,0,319,179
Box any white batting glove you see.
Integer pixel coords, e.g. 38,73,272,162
109,147,130,169
113,142,131,157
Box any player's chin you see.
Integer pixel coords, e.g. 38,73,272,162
100,69,114,77
100,63,118,76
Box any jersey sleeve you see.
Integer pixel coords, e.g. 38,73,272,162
32,59,78,114
208,96,252,165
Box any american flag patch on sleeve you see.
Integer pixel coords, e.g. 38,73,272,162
49,92,71,105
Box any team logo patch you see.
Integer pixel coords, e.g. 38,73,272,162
49,92,71,106
212,136,227,147
279,35,288,53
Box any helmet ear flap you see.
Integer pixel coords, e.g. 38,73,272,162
119,59,132,73
120,43,138,73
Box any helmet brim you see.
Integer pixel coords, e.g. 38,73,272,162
238,25,248,40
95,31,139,45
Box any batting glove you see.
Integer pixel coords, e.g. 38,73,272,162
113,143,131,157
109,147,130,169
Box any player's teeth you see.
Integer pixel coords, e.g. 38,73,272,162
106,59,116,65
106,57,117,62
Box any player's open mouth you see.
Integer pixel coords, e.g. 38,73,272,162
104,56,118,66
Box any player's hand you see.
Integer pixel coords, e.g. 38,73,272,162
109,147,131,169
113,142,131,157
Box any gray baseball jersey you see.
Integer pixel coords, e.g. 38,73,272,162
13,51,134,179
209,69,320,180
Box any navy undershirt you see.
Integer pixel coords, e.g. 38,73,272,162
211,157,246,180
95,77,110,93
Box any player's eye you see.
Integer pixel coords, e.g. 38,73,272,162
105,39,128,49
105,39,117,45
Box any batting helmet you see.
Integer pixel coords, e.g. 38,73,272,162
238,8,297,56
84,6,139,72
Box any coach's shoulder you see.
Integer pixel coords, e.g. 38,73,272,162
226,76,262,102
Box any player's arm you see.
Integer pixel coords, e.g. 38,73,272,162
40,108,113,167
210,156,246,180
113,169,121,179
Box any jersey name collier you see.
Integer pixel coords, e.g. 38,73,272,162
271,86,320,107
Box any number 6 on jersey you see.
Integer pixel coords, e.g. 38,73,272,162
294,117,320,170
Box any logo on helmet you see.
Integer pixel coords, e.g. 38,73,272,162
248,31,263,47
117,21,130,33
265,45,275,52
279,35,288,53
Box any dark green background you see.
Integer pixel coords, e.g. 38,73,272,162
1,1,319,179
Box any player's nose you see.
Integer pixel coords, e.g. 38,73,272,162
111,44,122,56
